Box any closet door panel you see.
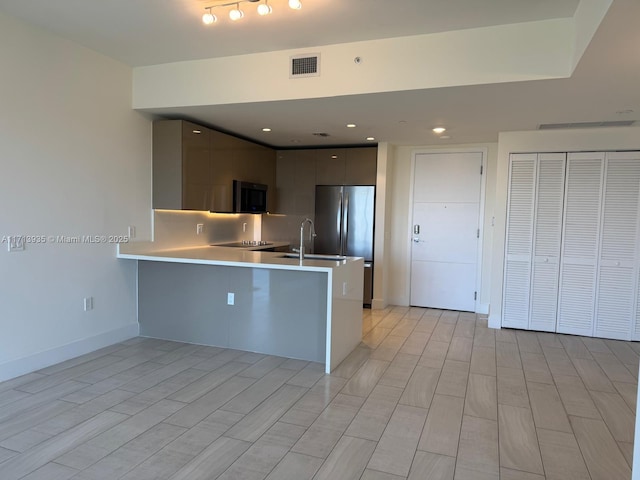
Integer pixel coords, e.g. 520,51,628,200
503,261,532,328
596,152,640,340
557,153,604,336
502,154,536,329
597,264,635,339
530,259,561,332
530,153,565,332
636,268,640,340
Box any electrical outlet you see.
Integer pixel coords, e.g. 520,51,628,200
227,292,235,305
128,225,136,238
342,282,347,296
196,223,204,235
242,222,247,233
83,297,94,311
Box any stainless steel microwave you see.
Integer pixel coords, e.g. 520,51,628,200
233,180,268,213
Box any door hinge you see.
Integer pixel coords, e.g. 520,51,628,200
477,229,480,239
474,291,477,301
480,165,483,175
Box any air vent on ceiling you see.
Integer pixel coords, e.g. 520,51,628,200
538,120,635,130
312,132,330,137
290,53,320,78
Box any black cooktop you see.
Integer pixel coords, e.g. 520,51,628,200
214,241,273,248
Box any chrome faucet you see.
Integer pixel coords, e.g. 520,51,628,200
298,218,316,261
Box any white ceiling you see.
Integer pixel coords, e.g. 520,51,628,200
0,0,581,66
1,0,639,148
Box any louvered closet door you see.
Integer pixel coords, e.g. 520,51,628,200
530,153,566,332
557,152,604,336
503,154,536,329
636,267,640,340
596,152,640,340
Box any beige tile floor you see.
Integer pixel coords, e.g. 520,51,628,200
0,306,637,479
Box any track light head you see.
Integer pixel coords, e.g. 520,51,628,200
202,7,217,24
257,2,272,15
229,4,244,20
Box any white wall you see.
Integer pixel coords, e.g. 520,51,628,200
0,12,152,381
489,126,640,328
387,143,498,311
372,142,394,309
133,19,576,109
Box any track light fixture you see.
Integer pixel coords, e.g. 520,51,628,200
229,3,244,20
201,0,301,25
257,0,272,15
202,7,217,24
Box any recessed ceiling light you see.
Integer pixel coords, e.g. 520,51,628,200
192,130,202,134
262,128,272,132
366,137,375,141
346,124,357,128
331,155,338,159
432,127,446,134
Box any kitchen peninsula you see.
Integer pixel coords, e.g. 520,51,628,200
117,241,364,373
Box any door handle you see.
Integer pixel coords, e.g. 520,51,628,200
413,237,421,243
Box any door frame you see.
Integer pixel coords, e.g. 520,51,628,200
408,147,488,313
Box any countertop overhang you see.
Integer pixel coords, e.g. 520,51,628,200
117,242,362,272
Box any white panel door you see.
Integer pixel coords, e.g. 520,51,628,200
529,153,566,332
557,152,604,336
410,152,482,312
596,152,640,340
502,154,536,329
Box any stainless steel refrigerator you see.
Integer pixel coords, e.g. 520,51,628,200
314,185,375,306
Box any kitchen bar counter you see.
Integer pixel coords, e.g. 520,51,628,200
117,241,357,272
117,242,364,373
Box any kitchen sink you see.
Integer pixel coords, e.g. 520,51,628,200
280,253,347,261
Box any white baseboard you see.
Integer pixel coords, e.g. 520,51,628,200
488,314,502,330
0,324,139,382
371,298,388,310
477,303,490,315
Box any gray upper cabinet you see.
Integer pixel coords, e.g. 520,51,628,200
152,119,276,212
153,120,212,210
209,130,276,212
275,146,377,214
275,150,316,215
345,147,377,185
316,149,346,185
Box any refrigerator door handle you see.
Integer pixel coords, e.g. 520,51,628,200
342,191,349,255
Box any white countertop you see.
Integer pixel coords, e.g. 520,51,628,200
117,242,362,272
